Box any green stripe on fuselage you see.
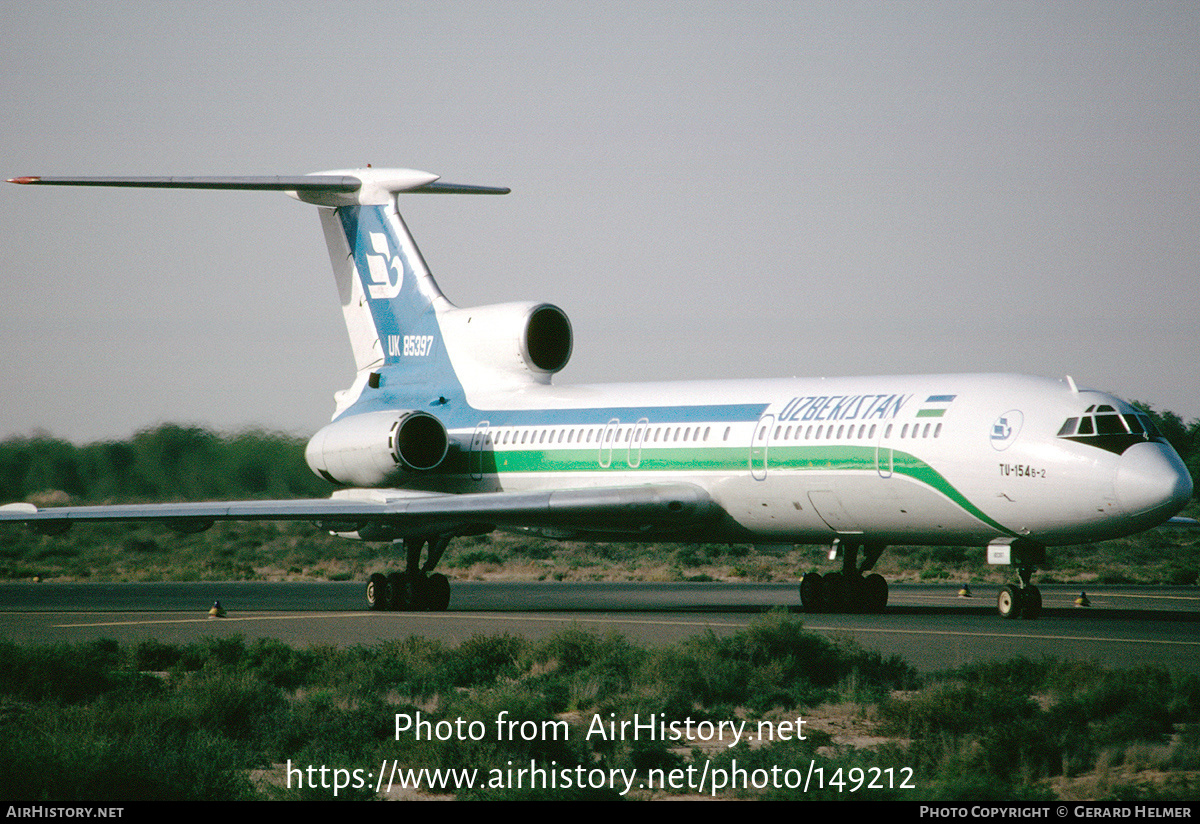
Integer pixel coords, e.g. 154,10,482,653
434,442,1014,536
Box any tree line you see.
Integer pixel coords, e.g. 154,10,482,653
0,424,336,504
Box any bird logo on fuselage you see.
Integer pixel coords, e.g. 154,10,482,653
990,410,1023,451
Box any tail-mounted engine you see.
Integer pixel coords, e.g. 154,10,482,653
440,301,572,386
306,409,450,486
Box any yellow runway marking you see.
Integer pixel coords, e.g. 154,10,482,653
49,611,1200,648
52,613,365,628
50,612,744,630
800,623,1200,647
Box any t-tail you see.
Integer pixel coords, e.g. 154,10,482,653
298,169,573,416
8,168,575,484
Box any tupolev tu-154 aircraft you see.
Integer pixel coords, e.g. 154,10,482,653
1,168,1193,618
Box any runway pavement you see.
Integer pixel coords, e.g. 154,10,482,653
1,581,1197,673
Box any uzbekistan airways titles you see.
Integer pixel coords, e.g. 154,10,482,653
775,392,928,424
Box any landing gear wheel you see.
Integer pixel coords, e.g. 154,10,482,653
862,573,888,614
366,573,389,611
409,574,429,611
1020,585,1042,620
365,535,459,613
387,572,409,611
799,572,824,613
823,571,846,613
843,574,865,614
425,573,451,612
997,584,1024,619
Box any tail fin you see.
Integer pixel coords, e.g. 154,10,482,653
317,193,453,375
298,169,508,380
8,167,509,398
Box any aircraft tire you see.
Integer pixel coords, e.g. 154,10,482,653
426,573,451,612
842,575,864,614
997,584,1024,619
863,573,888,613
409,574,429,611
1020,585,1042,619
823,571,846,613
799,572,824,613
387,572,409,610
366,573,389,611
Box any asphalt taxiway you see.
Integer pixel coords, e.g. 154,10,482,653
1,581,1197,673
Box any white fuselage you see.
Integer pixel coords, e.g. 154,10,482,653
353,371,1190,548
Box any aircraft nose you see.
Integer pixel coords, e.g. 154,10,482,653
1115,441,1193,521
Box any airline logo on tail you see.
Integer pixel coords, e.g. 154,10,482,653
365,231,403,299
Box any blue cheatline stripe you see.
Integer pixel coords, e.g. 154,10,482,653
470,403,769,427
925,394,957,403
334,393,770,431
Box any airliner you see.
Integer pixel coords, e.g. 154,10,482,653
2,168,1192,619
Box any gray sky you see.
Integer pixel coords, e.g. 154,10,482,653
2,1,1197,443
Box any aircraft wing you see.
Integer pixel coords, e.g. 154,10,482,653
0,483,719,539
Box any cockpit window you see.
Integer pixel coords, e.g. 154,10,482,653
1135,414,1165,439
1095,412,1126,435
1057,408,1164,455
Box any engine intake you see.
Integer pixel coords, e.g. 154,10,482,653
524,304,572,373
306,409,449,486
394,411,449,470
440,301,572,385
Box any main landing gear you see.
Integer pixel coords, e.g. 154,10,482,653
799,541,889,614
365,535,452,611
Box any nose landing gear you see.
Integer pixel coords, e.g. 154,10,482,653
997,562,1042,620
994,540,1044,619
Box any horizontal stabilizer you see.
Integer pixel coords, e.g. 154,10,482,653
7,168,509,206
6,175,361,191
410,181,511,195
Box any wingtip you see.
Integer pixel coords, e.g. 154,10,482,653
7,176,41,184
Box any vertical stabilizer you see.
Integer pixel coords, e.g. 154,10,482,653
6,167,510,410
294,169,509,405
319,202,453,375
